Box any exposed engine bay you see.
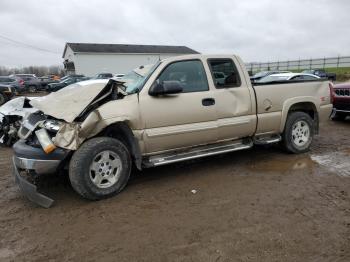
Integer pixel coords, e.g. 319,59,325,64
0,97,38,146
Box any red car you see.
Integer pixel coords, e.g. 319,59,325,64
331,82,350,120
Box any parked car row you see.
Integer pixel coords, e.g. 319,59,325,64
250,70,292,82
256,73,320,83
46,75,90,92
0,75,26,93
0,74,61,94
46,73,127,91
251,69,336,83
302,69,336,81
0,72,125,96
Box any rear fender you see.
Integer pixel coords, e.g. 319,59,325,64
280,97,319,133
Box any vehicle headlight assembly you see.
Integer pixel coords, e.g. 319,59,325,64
35,128,56,154
43,120,61,132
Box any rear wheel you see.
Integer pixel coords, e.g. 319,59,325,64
69,137,131,200
282,112,314,154
28,85,36,93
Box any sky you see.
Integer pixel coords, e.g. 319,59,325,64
0,0,349,67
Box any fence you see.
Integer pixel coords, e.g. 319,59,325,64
245,56,350,73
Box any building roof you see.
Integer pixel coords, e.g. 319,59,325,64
63,43,199,58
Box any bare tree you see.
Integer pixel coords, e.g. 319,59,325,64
0,65,65,76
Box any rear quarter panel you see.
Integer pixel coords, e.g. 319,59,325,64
253,80,332,135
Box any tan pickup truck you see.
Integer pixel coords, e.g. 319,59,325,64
12,54,332,207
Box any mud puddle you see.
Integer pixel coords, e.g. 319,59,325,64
247,153,315,174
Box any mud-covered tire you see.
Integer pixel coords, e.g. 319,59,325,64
69,137,131,200
282,112,314,154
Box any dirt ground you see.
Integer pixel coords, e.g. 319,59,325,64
0,119,349,262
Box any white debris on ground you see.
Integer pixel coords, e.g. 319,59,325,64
191,189,197,194
311,150,350,177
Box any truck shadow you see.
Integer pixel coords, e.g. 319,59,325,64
34,143,313,207
33,118,350,208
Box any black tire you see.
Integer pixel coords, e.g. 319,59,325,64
0,93,6,106
69,137,131,200
332,112,347,121
28,85,36,93
282,112,314,154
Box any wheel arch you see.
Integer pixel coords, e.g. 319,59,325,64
280,97,319,134
96,122,142,170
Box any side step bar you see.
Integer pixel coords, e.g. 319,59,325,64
144,139,253,167
254,134,281,145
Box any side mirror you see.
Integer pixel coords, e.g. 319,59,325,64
149,80,183,96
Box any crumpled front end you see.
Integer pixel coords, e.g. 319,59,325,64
12,111,71,207
12,79,131,207
0,96,38,146
12,139,70,208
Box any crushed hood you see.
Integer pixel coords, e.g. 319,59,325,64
30,79,110,122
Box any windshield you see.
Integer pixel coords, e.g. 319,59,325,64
257,75,289,83
120,63,159,94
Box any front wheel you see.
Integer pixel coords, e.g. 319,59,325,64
69,137,131,200
282,112,314,154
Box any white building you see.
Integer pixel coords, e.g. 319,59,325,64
62,43,199,77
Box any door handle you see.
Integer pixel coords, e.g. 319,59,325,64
202,98,215,106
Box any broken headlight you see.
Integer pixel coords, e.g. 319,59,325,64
35,128,56,154
43,120,61,132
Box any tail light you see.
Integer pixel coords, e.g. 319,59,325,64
19,79,24,86
329,82,335,104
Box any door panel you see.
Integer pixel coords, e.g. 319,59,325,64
214,87,256,140
207,58,257,141
140,92,217,154
140,60,218,154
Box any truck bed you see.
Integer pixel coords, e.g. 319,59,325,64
252,79,332,135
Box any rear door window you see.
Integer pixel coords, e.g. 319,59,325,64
208,59,241,88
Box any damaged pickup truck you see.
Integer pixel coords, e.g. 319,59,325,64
12,55,333,207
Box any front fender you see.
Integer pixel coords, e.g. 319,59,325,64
54,110,132,150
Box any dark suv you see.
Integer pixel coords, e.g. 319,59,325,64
0,76,25,93
10,74,41,92
302,69,336,81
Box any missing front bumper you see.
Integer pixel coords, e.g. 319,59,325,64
12,157,57,208
12,140,70,208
